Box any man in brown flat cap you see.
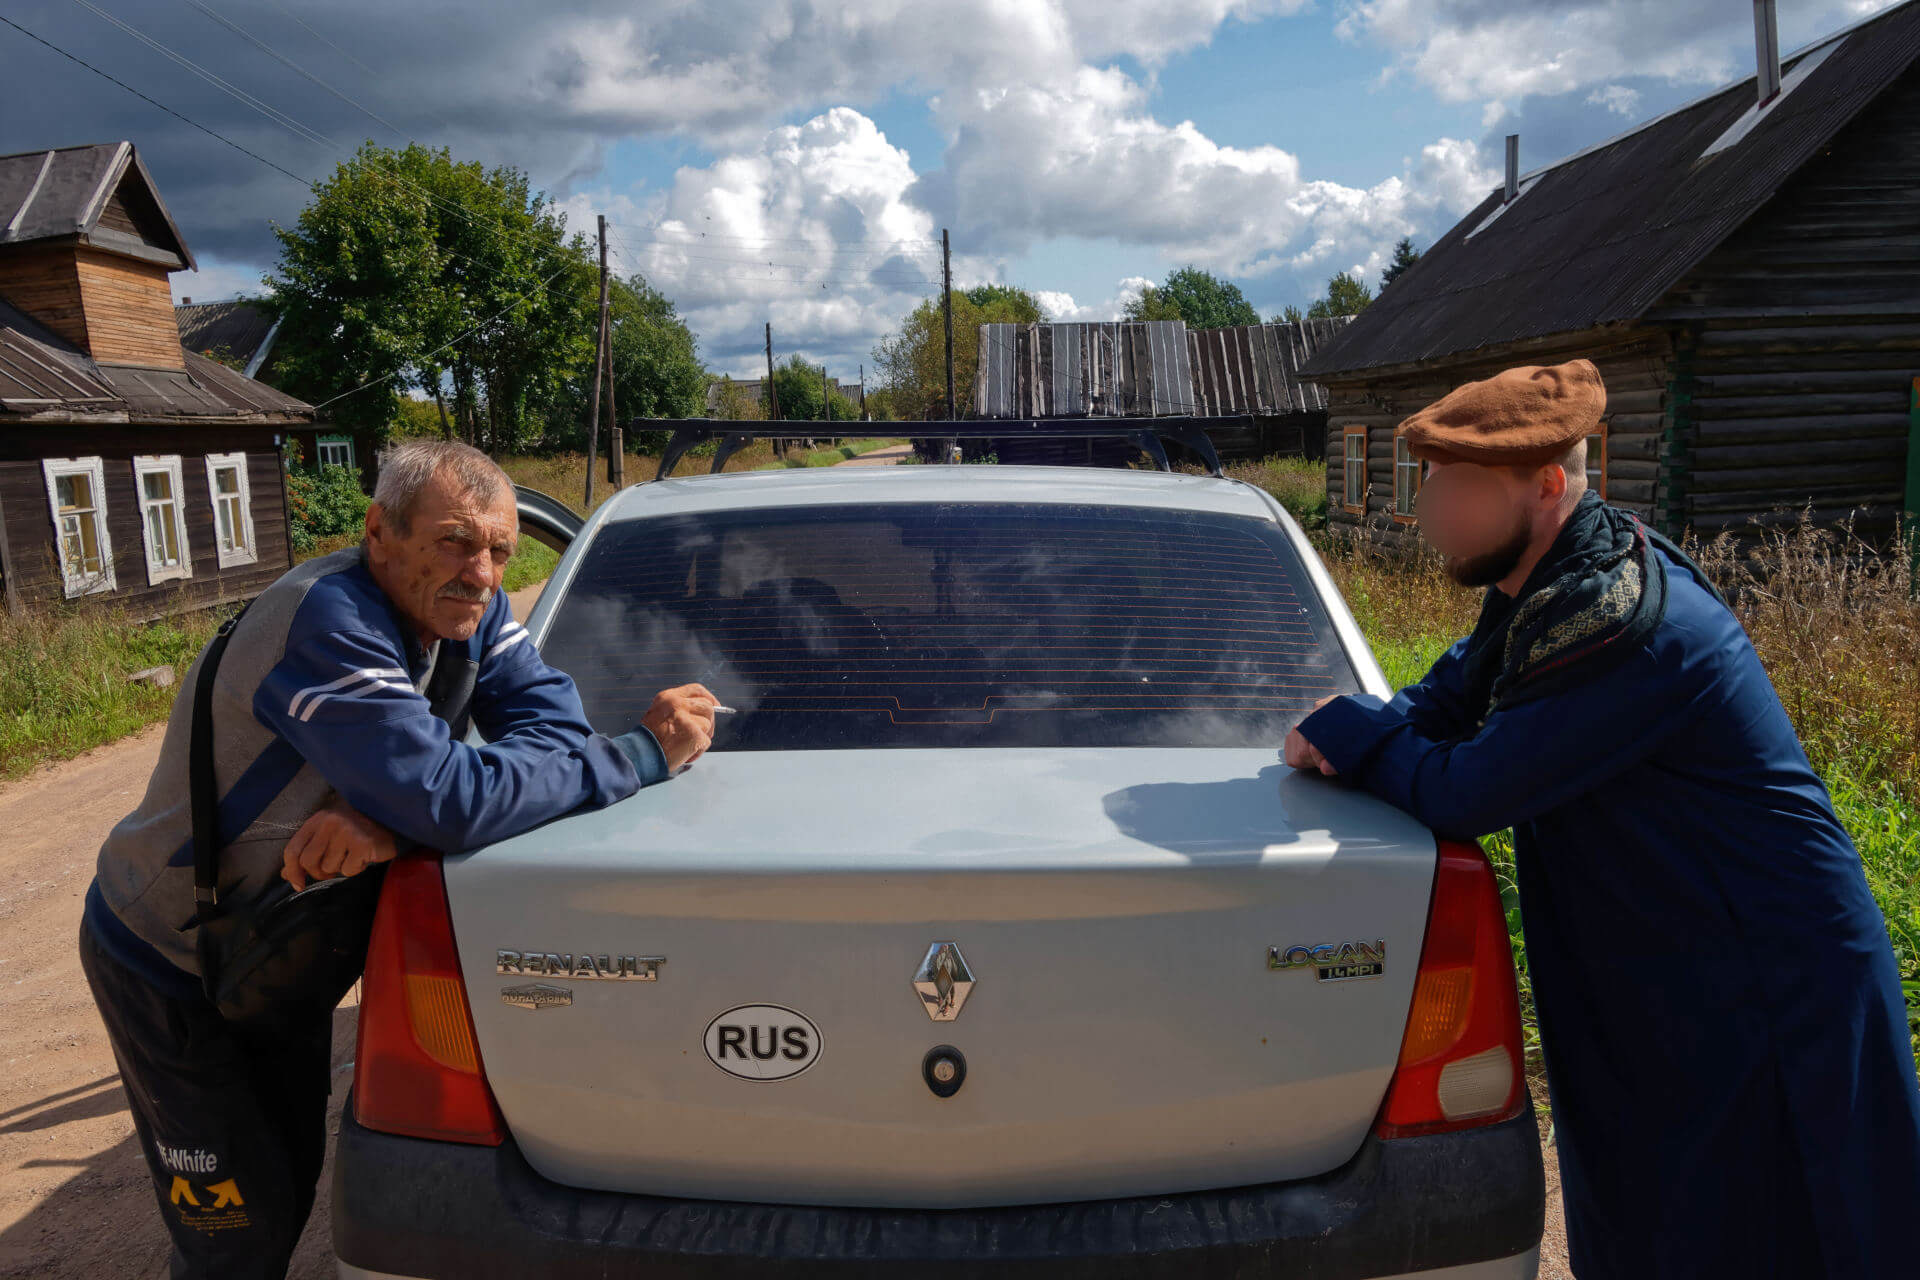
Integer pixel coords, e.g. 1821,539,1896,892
1284,360,1919,1278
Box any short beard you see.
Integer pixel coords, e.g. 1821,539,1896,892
1445,512,1534,588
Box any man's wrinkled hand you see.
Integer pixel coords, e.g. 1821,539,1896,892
641,683,718,771
1284,695,1344,776
282,799,399,891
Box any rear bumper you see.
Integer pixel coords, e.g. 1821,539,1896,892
332,1093,1543,1279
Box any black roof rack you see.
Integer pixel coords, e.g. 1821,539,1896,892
641,416,1242,481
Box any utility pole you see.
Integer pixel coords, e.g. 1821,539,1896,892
584,214,609,509
821,361,830,440
765,321,781,455
859,362,867,421
941,227,955,420
605,313,621,488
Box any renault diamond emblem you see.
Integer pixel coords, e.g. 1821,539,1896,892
912,941,975,1022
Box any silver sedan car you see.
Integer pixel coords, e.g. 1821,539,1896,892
333,459,1544,1279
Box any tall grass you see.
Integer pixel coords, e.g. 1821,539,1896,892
1224,455,1329,532
0,598,227,780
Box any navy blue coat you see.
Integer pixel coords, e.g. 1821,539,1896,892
1300,547,1920,1277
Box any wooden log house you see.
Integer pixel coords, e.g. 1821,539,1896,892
176,297,378,485
1301,0,1920,551
0,141,314,617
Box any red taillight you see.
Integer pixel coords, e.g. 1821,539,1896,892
1375,838,1526,1139
353,855,505,1145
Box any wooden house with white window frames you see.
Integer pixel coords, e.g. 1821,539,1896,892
175,297,379,486
0,141,312,617
1304,0,1920,552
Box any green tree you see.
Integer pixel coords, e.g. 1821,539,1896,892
961,283,1046,322
1125,266,1259,329
269,141,597,451
1308,271,1374,319
1123,285,1185,323
871,286,1042,420
709,375,768,422
546,272,706,449
770,354,859,423
1380,237,1421,289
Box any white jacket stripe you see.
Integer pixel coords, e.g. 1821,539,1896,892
484,627,529,661
286,666,407,720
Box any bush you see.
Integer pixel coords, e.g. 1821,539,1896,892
286,463,370,556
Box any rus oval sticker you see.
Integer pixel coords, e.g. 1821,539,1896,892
703,1004,822,1081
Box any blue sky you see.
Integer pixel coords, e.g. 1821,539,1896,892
3,0,1901,377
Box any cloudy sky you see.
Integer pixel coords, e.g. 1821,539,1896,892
2,0,1899,377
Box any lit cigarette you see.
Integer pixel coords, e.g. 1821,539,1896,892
711,704,738,715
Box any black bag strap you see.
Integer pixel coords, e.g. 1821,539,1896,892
191,603,252,918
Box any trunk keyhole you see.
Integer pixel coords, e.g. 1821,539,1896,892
923,1045,966,1098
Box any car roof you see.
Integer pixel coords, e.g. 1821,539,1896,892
600,464,1278,523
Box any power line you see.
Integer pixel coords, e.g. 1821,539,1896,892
310,258,577,409
10,7,949,395
604,220,942,249
258,0,459,137
72,0,336,154
70,0,580,281
60,4,941,298
5,12,594,408
605,226,940,289
631,262,944,289
180,0,411,142
0,12,311,187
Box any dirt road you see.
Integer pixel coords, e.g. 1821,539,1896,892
832,442,912,466
0,575,1570,1277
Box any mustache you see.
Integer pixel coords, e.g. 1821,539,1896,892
437,580,495,605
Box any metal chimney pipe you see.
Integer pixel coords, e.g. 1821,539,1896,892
1504,134,1520,202
1753,0,1782,105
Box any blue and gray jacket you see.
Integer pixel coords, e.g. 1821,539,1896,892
87,546,667,996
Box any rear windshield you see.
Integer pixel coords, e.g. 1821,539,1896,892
542,502,1358,749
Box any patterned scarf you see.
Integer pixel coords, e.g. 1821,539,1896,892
1456,490,1725,726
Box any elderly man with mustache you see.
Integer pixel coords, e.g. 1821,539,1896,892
80,440,716,1279
1285,361,1920,1279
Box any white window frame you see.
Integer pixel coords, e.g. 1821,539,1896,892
132,455,192,585
1584,426,1609,500
316,434,355,470
1342,428,1368,513
205,452,258,569
1393,435,1425,522
41,456,116,598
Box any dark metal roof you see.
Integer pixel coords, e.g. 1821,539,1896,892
976,318,1347,418
1302,0,1920,378
0,141,195,270
176,300,279,372
0,295,311,422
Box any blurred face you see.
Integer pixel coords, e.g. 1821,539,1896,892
364,471,518,644
1415,459,1549,588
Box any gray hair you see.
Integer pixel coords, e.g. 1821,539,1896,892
371,439,509,534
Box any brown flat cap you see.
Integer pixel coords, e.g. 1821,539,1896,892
1398,359,1606,467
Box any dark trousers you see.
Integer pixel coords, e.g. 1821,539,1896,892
79,920,333,1280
